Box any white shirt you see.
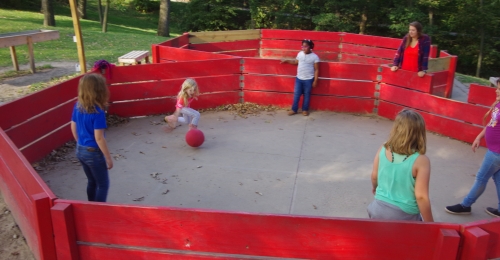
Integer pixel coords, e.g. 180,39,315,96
296,51,320,80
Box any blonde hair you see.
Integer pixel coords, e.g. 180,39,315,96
385,109,427,155
177,78,199,106
77,73,109,113
483,79,500,125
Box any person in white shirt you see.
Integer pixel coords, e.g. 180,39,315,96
281,39,320,116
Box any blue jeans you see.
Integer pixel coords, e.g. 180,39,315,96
76,145,109,202
462,149,500,210
291,77,314,112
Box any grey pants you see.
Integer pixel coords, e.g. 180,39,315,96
367,199,422,221
178,107,200,126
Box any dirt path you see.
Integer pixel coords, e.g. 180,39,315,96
0,62,77,258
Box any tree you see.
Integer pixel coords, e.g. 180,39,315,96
41,0,55,26
102,0,110,32
97,0,104,25
158,0,171,37
78,0,87,19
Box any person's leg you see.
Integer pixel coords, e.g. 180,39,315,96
491,169,500,211
302,78,314,114
181,107,200,127
88,151,110,202
290,77,302,114
76,147,97,201
462,150,500,207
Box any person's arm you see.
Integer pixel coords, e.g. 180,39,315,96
70,121,78,142
414,154,433,222
472,127,487,152
371,146,382,194
418,35,431,76
391,37,406,71
312,62,319,87
95,129,113,170
280,59,298,65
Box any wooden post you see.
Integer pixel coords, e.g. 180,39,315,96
26,36,35,73
69,0,87,74
460,227,490,260
32,193,57,260
9,46,19,71
51,203,79,260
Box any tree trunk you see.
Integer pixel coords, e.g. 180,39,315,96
476,0,484,77
42,0,56,26
249,0,259,29
97,0,103,25
157,0,171,37
428,8,433,41
78,0,87,19
102,0,110,33
359,7,367,34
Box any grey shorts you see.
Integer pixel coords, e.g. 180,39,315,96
367,199,422,221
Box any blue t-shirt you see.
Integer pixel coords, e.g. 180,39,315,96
71,103,107,148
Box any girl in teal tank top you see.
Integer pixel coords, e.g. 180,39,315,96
367,109,434,222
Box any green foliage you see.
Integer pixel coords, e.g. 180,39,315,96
181,0,249,31
131,0,160,13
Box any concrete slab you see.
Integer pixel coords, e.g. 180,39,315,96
40,110,498,224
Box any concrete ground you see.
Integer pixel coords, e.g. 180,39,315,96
39,110,498,224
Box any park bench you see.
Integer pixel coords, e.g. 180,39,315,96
117,50,150,66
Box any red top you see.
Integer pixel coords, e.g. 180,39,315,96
176,97,194,109
401,42,419,72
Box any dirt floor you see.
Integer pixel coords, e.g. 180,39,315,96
0,62,78,259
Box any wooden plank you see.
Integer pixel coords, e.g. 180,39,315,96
60,199,459,259
431,71,449,87
0,75,81,130
108,59,241,84
432,229,460,260
32,193,57,260
27,36,35,73
190,40,260,52
379,83,488,125
461,218,500,259
380,66,433,93
342,33,401,49
5,98,76,149
260,50,339,62
216,50,259,57
242,58,297,76
444,56,457,98
340,53,392,65
21,123,74,164
158,33,189,47
430,45,438,58
377,101,486,146
427,57,451,72
431,85,447,98
109,75,240,102
440,50,452,57
261,29,341,42
244,74,376,98
341,43,395,59
189,30,261,44
261,39,341,52
468,83,496,107
51,203,80,260
9,46,19,71
108,92,239,118
0,30,59,48
155,46,235,62
0,128,56,197
459,227,489,260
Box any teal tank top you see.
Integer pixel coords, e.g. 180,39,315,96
374,146,420,215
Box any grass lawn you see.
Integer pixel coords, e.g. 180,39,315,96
455,73,492,87
0,2,184,69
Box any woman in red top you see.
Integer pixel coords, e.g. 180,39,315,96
391,21,431,78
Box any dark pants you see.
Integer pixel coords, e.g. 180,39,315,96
76,145,109,202
291,77,314,112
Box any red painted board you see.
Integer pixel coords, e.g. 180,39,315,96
107,59,241,84
78,244,267,259
59,199,459,259
440,50,452,57
21,123,74,163
244,74,376,98
51,203,80,260
444,56,457,99
190,40,259,52
459,227,489,260
0,75,81,130
217,50,259,57
431,85,447,98
468,83,496,107
261,29,341,42
244,91,374,113
430,45,438,58
461,218,500,259
380,66,433,93
0,128,56,197
260,49,339,61
432,229,460,260
377,101,486,145
431,71,449,86
32,193,57,260
261,39,341,52
341,43,395,59
342,33,401,49
109,75,240,102
242,58,297,76
379,83,488,125
318,62,379,81
108,92,239,118
5,98,76,149
156,46,235,62
340,53,392,65
158,34,189,47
